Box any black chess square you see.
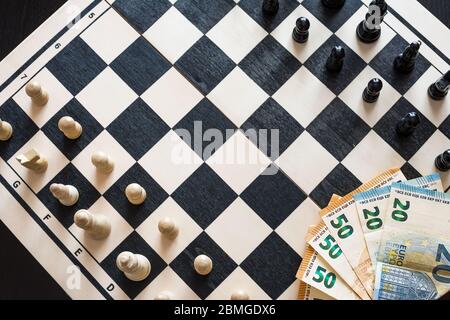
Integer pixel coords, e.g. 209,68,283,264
310,164,361,208
111,37,171,95
172,164,237,229
401,162,422,180
0,99,39,160
307,97,371,161
301,0,363,32
47,37,107,95
175,0,236,33
107,98,170,160
174,98,237,160
239,0,300,33
103,163,168,229
42,98,103,161
239,35,301,96
370,35,431,95
439,115,450,139
374,97,437,161
304,35,366,95
241,98,304,160
175,36,235,95
240,166,307,229
112,0,172,33
37,164,101,228
101,232,167,299
170,232,237,299
241,232,300,299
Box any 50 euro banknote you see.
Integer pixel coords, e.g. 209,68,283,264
375,183,450,299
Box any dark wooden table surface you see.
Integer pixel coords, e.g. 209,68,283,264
0,0,449,300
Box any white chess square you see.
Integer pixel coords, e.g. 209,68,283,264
80,9,140,64
275,198,322,257
8,131,69,193
278,279,301,300
69,197,133,262
72,130,135,194
409,131,449,188
271,6,333,63
339,66,401,127
138,130,203,194
207,67,269,127
273,67,335,127
206,131,272,194
206,6,267,64
404,66,450,127
205,198,272,264
336,6,396,63
13,68,73,128
141,67,203,127
207,267,270,300
76,67,138,127
144,7,203,64
136,267,200,300
136,198,202,264
342,130,405,183
277,132,339,194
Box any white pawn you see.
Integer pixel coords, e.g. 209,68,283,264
0,119,13,141
58,116,82,140
50,183,79,206
25,81,49,106
231,291,250,300
158,217,179,240
194,255,213,276
74,209,111,240
116,251,151,282
125,183,146,205
154,292,171,300
91,151,114,174
16,149,48,173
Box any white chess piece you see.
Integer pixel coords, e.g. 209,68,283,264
0,119,13,141
16,149,48,173
58,116,82,140
25,81,49,106
91,151,114,174
116,251,151,282
50,183,79,206
158,217,179,240
231,291,250,300
194,255,213,275
74,209,111,240
125,183,146,205
154,292,171,300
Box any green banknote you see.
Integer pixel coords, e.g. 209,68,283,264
375,183,450,299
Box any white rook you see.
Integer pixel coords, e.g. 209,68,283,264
116,251,151,282
74,209,111,240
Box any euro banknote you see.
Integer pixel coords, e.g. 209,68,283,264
298,281,335,300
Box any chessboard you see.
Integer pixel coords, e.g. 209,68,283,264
0,0,448,300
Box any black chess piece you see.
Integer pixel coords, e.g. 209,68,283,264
394,41,422,73
428,70,450,100
326,46,345,73
262,0,279,15
322,0,346,9
396,112,421,135
363,78,383,103
435,150,450,172
356,0,388,43
292,17,310,43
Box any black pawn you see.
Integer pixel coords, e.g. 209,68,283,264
292,17,310,43
428,70,450,101
356,0,388,43
396,112,421,135
363,78,383,103
435,150,450,172
394,41,421,73
326,46,345,73
322,0,346,9
262,0,279,15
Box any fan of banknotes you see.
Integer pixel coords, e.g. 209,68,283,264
297,168,450,300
